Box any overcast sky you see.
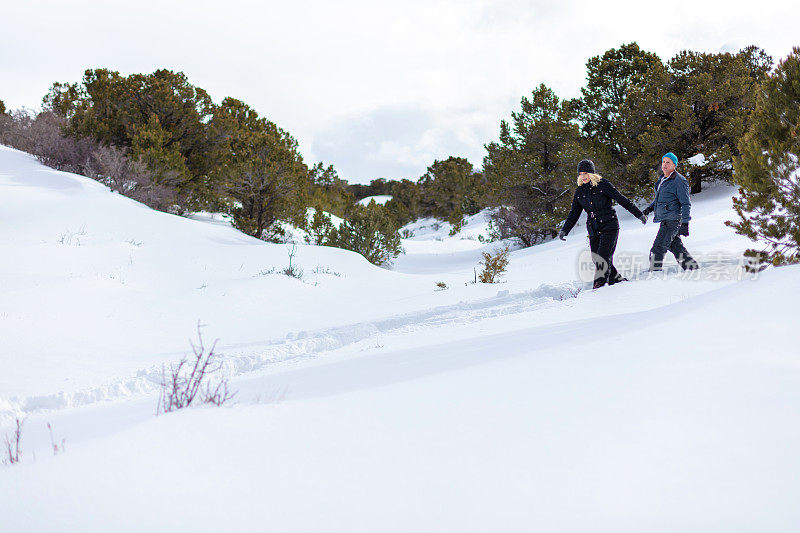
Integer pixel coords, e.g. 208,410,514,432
1,0,797,183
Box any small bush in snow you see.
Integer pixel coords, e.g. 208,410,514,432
478,246,510,284
305,207,335,246
312,265,341,277
448,211,466,236
3,418,24,465
158,325,236,414
47,422,65,456
435,281,448,291
57,227,86,246
282,244,304,280
327,203,403,266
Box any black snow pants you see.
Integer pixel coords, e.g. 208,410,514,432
589,226,623,285
649,220,698,270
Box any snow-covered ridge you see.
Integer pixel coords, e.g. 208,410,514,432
357,194,393,206
0,144,762,406
3,143,800,531
2,281,582,420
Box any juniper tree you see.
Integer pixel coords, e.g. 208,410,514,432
306,206,335,245
129,115,192,211
43,69,218,210
572,42,662,196
390,179,423,220
308,162,354,218
483,84,583,246
327,203,403,266
210,98,309,240
417,156,484,222
728,47,800,264
625,48,771,194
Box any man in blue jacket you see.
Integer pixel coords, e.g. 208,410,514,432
642,152,699,271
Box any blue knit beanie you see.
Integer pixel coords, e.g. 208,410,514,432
662,152,678,166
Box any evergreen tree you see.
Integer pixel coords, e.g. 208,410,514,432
211,98,309,240
390,179,423,220
572,43,662,195
382,197,414,228
626,48,771,193
305,206,336,246
308,162,354,218
43,69,218,209
728,47,800,264
129,115,192,211
483,84,583,246
0,100,6,115
417,156,483,220
327,203,403,266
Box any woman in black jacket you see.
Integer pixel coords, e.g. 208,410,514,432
558,159,647,289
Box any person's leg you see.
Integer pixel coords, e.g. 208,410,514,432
649,220,679,270
598,228,623,284
668,235,699,270
589,234,607,286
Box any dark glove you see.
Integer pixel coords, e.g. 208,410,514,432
639,214,647,224
558,230,567,241
642,206,653,216
679,223,689,237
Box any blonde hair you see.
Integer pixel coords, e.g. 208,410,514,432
577,172,603,186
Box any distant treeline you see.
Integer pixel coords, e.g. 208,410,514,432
1,42,798,264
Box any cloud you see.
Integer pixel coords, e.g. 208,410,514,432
311,104,501,183
1,0,798,185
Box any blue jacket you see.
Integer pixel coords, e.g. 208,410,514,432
647,171,691,223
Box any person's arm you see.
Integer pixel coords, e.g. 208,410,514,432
600,180,643,218
560,191,583,237
677,176,691,223
643,179,658,215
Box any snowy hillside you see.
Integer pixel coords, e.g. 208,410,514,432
357,194,393,206
2,145,799,531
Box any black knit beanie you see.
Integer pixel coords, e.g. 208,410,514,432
577,159,595,174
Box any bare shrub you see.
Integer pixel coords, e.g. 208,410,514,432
47,422,65,456
0,109,177,212
252,386,289,405
157,324,236,415
283,244,304,279
0,108,35,151
0,110,96,174
28,112,96,174
487,183,565,248
3,417,24,465
311,265,341,277
57,226,86,246
478,246,510,283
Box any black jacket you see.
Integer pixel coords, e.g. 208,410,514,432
562,179,643,237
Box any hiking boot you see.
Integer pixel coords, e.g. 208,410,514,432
682,260,699,271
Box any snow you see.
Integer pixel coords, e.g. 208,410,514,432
395,211,492,268
2,144,799,531
357,194,393,206
687,153,707,166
